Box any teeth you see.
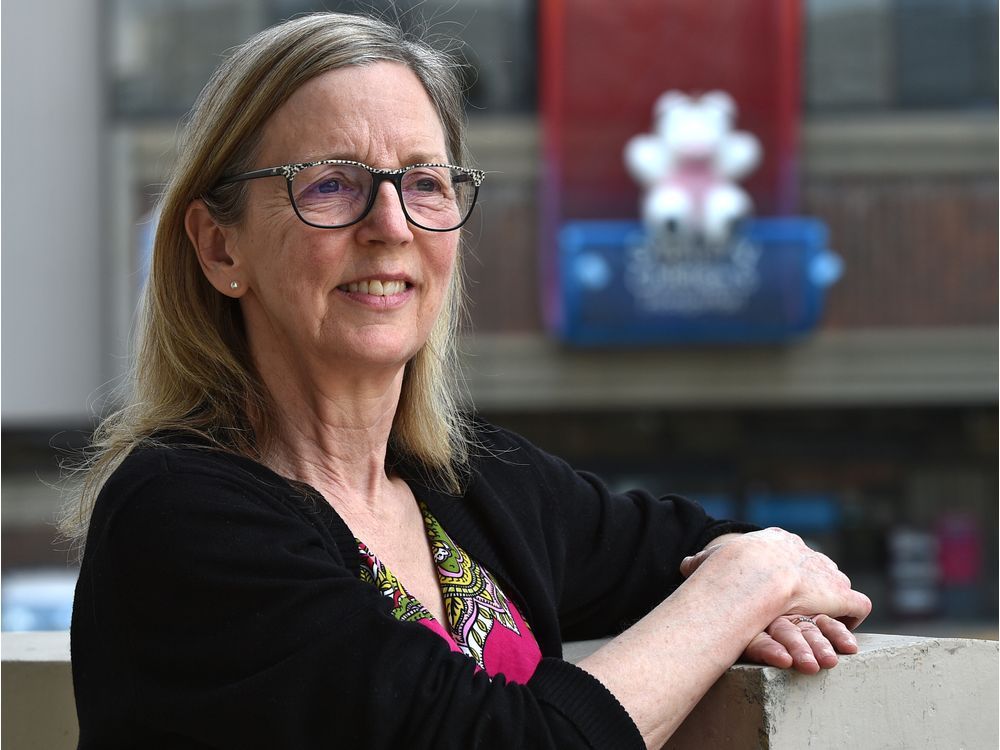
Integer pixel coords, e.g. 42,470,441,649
339,279,407,296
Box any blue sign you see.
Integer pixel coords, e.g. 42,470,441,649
556,218,842,345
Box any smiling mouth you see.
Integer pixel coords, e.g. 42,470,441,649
336,279,409,296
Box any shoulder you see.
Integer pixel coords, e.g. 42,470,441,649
464,416,596,499
88,440,321,550
467,416,559,474
111,432,310,492
99,440,294,502
453,416,609,539
78,440,354,596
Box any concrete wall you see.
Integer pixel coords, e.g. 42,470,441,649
2,632,76,749
1,0,105,425
568,633,999,748
665,634,1000,749
7,631,998,749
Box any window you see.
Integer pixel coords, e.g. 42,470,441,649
109,0,537,118
805,0,997,112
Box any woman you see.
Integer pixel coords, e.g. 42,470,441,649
68,12,870,749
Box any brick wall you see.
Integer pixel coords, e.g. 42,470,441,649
804,177,998,328
464,173,998,334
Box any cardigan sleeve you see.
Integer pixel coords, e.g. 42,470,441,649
474,425,757,643
71,447,644,750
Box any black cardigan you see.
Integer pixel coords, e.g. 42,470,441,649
71,421,750,749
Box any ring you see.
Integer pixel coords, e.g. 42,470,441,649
791,616,816,626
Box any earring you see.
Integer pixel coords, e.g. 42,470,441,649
230,281,239,290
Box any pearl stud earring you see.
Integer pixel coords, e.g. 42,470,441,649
230,281,239,290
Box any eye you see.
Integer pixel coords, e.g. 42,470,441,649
316,178,342,194
294,163,367,206
304,171,356,196
403,168,448,195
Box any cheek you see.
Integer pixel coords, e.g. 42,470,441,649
428,237,459,282
424,241,459,320
261,231,345,291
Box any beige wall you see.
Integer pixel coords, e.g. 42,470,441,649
6,631,998,748
1,0,105,425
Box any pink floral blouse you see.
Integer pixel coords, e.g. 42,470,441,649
357,501,542,684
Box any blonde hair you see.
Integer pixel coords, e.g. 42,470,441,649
61,12,472,547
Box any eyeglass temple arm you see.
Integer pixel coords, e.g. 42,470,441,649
454,170,486,187
216,166,288,186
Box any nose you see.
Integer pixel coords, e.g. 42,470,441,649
357,180,413,245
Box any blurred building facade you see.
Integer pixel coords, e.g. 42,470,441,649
2,0,997,632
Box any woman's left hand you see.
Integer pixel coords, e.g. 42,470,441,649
742,614,859,674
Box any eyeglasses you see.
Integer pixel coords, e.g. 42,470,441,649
215,159,485,232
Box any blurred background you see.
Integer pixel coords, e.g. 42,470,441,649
2,0,997,637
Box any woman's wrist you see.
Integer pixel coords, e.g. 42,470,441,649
577,546,793,746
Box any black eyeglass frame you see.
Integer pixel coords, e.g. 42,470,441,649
214,159,486,232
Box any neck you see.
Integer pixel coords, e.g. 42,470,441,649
254,352,407,517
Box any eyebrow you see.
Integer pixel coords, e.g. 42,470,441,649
398,151,450,166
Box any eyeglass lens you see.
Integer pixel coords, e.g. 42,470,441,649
291,164,476,230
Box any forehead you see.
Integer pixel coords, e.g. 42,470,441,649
258,61,448,167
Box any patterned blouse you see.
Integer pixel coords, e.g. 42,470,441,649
357,501,542,684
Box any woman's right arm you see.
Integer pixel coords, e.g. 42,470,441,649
462,422,870,749
575,528,871,749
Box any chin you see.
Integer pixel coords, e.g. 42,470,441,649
338,334,425,370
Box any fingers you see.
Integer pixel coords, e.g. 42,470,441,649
815,614,859,654
767,616,824,674
679,548,711,577
760,614,862,674
797,618,841,670
822,589,872,631
843,590,873,630
680,534,744,577
742,632,793,669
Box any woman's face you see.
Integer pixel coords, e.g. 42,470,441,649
226,62,459,380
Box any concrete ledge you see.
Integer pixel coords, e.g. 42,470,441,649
2,631,76,749
569,633,999,749
5,632,998,748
